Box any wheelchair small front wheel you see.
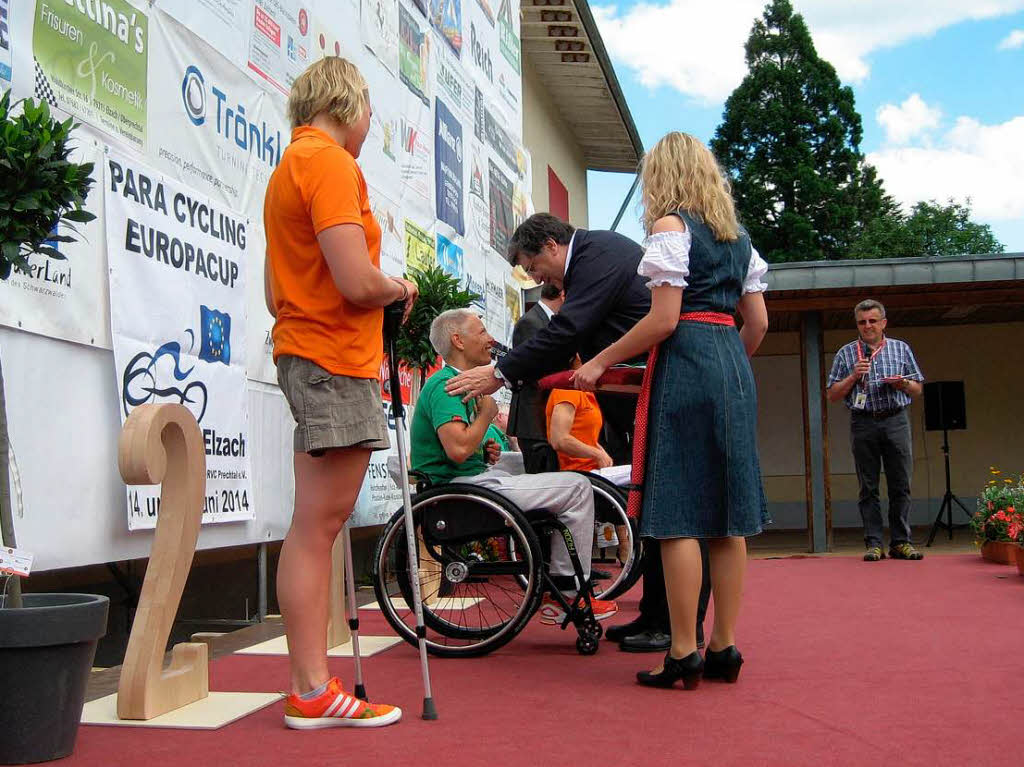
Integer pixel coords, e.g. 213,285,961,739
576,635,600,655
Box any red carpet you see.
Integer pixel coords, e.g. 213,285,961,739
69,554,1024,766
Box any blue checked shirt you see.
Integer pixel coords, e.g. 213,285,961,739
827,337,924,413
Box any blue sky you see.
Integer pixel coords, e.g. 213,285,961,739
586,0,1024,253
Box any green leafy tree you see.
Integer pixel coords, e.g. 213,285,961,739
849,199,1004,259
711,0,886,262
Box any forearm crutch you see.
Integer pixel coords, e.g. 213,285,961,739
341,523,366,700
383,300,438,720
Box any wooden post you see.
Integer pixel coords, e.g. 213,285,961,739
116,404,209,720
799,312,831,553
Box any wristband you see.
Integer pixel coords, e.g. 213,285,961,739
395,280,409,301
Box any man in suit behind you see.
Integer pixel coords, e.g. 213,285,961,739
446,213,710,653
508,283,565,473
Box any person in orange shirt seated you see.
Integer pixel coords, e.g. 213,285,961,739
263,56,417,730
545,387,613,472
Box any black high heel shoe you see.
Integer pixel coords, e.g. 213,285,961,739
636,651,704,689
703,645,743,683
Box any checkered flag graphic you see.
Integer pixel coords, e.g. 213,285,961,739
33,57,57,107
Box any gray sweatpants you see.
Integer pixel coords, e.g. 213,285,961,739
454,469,595,581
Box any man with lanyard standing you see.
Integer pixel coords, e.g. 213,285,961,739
827,299,926,562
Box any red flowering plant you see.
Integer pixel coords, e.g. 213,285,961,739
970,467,1024,545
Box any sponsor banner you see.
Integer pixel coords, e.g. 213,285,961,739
404,218,435,274
362,0,399,75
496,0,519,75
461,225,486,311
148,9,288,218
504,271,522,333
399,113,432,210
159,0,251,65
474,85,520,179
0,137,110,349
105,151,253,530
350,401,410,528
398,3,429,106
436,232,463,280
429,0,462,57
434,33,472,118
488,157,513,258
0,0,11,89
484,249,506,345
359,92,401,200
368,184,406,277
31,0,148,150
464,0,519,134
434,98,465,235
247,0,312,96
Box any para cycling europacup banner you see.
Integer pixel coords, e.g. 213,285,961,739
105,150,254,530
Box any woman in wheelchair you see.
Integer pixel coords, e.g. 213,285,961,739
371,309,632,656
412,310,617,621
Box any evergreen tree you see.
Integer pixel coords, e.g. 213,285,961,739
711,0,885,262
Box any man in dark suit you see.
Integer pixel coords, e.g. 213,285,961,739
507,283,565,473
447,213,710,652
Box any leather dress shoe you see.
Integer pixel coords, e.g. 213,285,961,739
605,618,651,643
620,629,672,653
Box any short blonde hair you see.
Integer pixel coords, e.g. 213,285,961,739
288,57,368,129
640,132,740,241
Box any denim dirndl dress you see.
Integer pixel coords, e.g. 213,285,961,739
638,212,770,539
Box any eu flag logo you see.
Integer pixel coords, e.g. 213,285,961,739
199,305,231,365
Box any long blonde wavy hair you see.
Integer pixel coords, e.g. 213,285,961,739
640,132,740,241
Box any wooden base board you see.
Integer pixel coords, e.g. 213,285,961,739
234,635,403,657
81,692,281,730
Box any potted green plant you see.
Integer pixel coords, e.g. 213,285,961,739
394,263,480,404
970,467,1024,567
0,90,109,764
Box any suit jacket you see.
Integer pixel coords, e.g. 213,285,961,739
506,302,554,441
497,229,651,387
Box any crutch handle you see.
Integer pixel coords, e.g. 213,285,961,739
383,299,405,344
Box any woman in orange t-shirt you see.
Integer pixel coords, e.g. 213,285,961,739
263,57,416,728
545,389,613,472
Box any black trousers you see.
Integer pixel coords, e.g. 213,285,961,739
851,409,914,548
596,393,711,634
638,539,711,635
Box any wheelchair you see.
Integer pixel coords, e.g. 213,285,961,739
371,470,643,657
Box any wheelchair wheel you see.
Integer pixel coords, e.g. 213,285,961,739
372,484,545,658
583,473,643,601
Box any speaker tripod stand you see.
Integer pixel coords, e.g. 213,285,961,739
926,428,972,546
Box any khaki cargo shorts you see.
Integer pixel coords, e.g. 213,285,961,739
277,355,390,455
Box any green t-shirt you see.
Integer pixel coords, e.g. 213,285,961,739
411,366,488,484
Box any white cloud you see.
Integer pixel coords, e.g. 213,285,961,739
592,0,1024,102
998,29,1024,48
876,94,942,145
867,115,1024,221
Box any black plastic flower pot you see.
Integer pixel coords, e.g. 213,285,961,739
0,593,109,764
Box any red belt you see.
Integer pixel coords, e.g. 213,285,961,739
626,312,735,519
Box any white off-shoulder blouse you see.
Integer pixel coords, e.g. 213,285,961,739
638,230,768,294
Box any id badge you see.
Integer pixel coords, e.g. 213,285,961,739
853,392,867,410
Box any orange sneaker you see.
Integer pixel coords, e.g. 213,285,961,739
283,678,402,729
538,594,618,625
